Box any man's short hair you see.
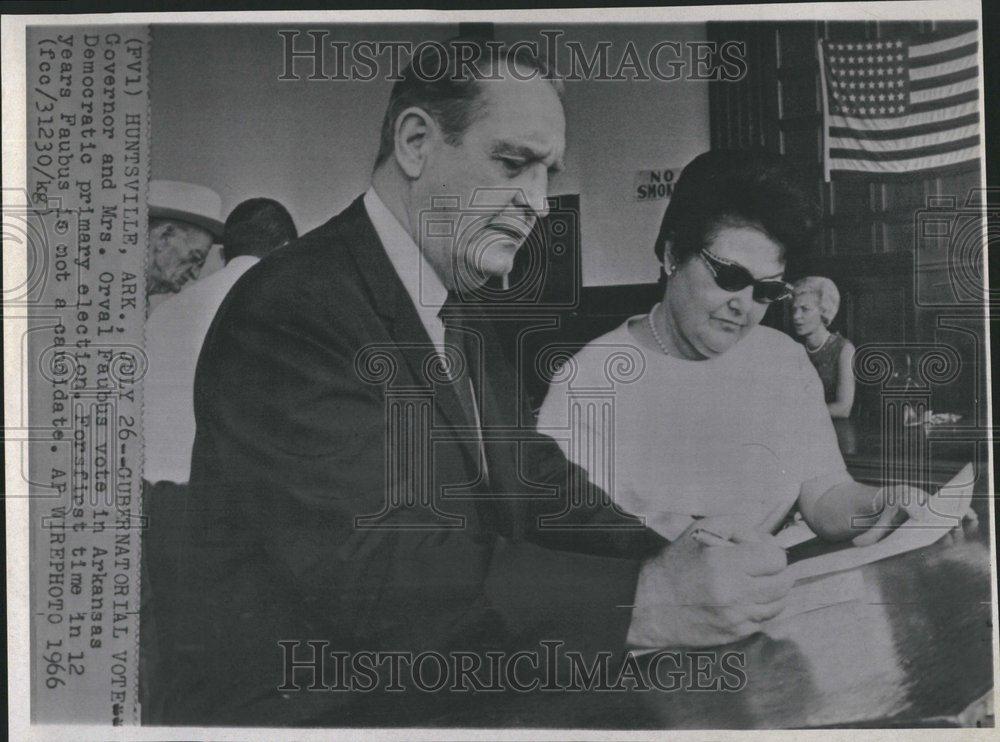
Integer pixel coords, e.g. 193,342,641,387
373,37,563,170
653,149,818,275
222,198,297,262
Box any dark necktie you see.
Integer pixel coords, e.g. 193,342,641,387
439,294,489,482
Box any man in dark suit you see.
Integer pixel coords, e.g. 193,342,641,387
149,40,791,726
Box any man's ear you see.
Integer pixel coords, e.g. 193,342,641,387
394,106,436,179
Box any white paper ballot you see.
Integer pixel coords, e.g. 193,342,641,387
786,464,975,583
762,570,867,634
774,520,819,549
629,466,974,654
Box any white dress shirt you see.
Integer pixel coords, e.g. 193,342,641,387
363,188,450,355
364,187,487,472
143,255,260,483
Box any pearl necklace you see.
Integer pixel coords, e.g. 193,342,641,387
806,332,832,354
647,303,672,356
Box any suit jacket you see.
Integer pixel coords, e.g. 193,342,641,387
149,195,666,725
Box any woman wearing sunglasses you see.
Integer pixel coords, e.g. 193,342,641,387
537,150,934,545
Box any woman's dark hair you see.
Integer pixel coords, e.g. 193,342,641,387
653,149,818,282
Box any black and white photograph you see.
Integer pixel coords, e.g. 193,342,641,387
3,2,997,737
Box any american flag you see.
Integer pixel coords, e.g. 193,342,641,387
818,25,981,179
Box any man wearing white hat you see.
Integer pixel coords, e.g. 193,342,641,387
143,197,297,487
147,180,224,311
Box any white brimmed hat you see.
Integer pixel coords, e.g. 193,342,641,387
149,180,224,240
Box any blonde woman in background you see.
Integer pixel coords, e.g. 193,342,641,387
792,276,856,418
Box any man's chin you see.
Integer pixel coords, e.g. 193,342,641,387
479,243,519,277
453,242,521,291
456,266,510,291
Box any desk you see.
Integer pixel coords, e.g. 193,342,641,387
443,524,994,729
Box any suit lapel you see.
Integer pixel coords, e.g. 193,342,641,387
337,197,484,474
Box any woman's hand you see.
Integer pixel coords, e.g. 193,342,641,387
849,486,907,547
900,483,978,528
851,484,976,547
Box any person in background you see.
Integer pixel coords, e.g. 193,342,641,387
143,197,298,487
792,276,856,419
538,149,938,549
147,180,225,312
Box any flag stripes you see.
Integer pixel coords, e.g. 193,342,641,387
819,25,981,177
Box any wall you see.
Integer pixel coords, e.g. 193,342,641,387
494,24,711,285
150,24,710,285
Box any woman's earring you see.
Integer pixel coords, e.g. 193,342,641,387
664,263,677,277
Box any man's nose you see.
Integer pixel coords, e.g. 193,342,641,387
515,166,550,219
